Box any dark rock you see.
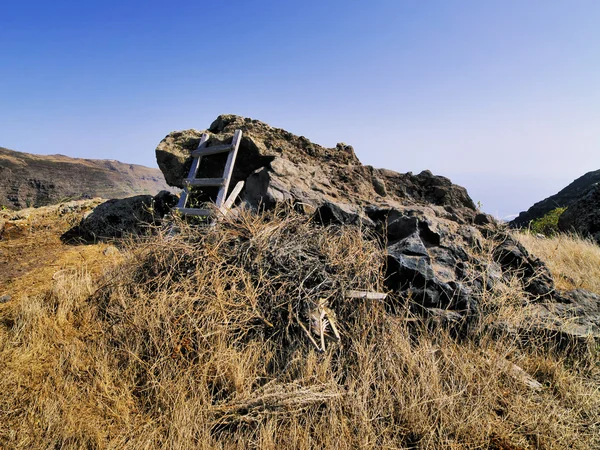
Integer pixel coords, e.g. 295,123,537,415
0,294,11,304
558,183,600,243
387,213,420,243
75,195,154,241
65,191,177,242
313,201,375,228
153,190,179,216
384,208,484,314
492,234,554,298
474,212,494,226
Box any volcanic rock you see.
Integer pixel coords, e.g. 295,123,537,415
154,116,494,323
492,233,555,298
68,191,178,242
156,114,476,214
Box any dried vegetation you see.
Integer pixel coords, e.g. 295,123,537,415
0,209,599,449
517,231,600,295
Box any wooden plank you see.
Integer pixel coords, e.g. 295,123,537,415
177,133,209,209
345,290,387,301
175,207,212,217
185,177,225,187
219,181,245,216
191,143,234,157
215,129,242,207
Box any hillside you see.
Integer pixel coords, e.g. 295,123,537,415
0,146,172,209
511,169,600,227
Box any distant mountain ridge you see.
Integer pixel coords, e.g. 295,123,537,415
510,169,600,228
0,146,172,209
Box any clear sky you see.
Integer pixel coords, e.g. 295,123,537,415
2,1,599,219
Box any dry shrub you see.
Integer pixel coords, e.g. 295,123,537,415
0,208,598,449
517,232,600,294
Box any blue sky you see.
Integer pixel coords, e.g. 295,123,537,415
1,1,599,218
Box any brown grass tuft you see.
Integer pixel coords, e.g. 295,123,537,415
517,232,600,294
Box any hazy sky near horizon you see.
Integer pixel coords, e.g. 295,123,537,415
1,1,599,218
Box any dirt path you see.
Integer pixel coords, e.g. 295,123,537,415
0,200,121,301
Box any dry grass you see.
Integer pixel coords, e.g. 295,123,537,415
517,232,600,294
1,209,599,449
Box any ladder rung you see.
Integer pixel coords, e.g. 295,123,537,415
191,143,234,157
175,207,212,217
184,177,225,187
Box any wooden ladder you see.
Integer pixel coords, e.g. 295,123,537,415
175,129,244,217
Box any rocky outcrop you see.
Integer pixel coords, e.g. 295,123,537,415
0,146,173,210
156,114,476,214
511,169,600,228
156,114,599,342
558,183,600,243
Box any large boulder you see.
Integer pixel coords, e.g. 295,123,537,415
156,114,476,215
558,183,600,243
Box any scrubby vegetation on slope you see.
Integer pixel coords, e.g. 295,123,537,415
528,207,567,237
1,209,599,449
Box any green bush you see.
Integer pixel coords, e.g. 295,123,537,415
530,207,567,236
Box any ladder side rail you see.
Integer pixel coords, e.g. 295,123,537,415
215,130,243,207
219,180,245,216
177,133,209,209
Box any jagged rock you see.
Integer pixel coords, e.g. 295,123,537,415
313,201,375,227
379,205,483,316
492,234,554,298
156,114,476,214
68,191,177,242
558,183,600,243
